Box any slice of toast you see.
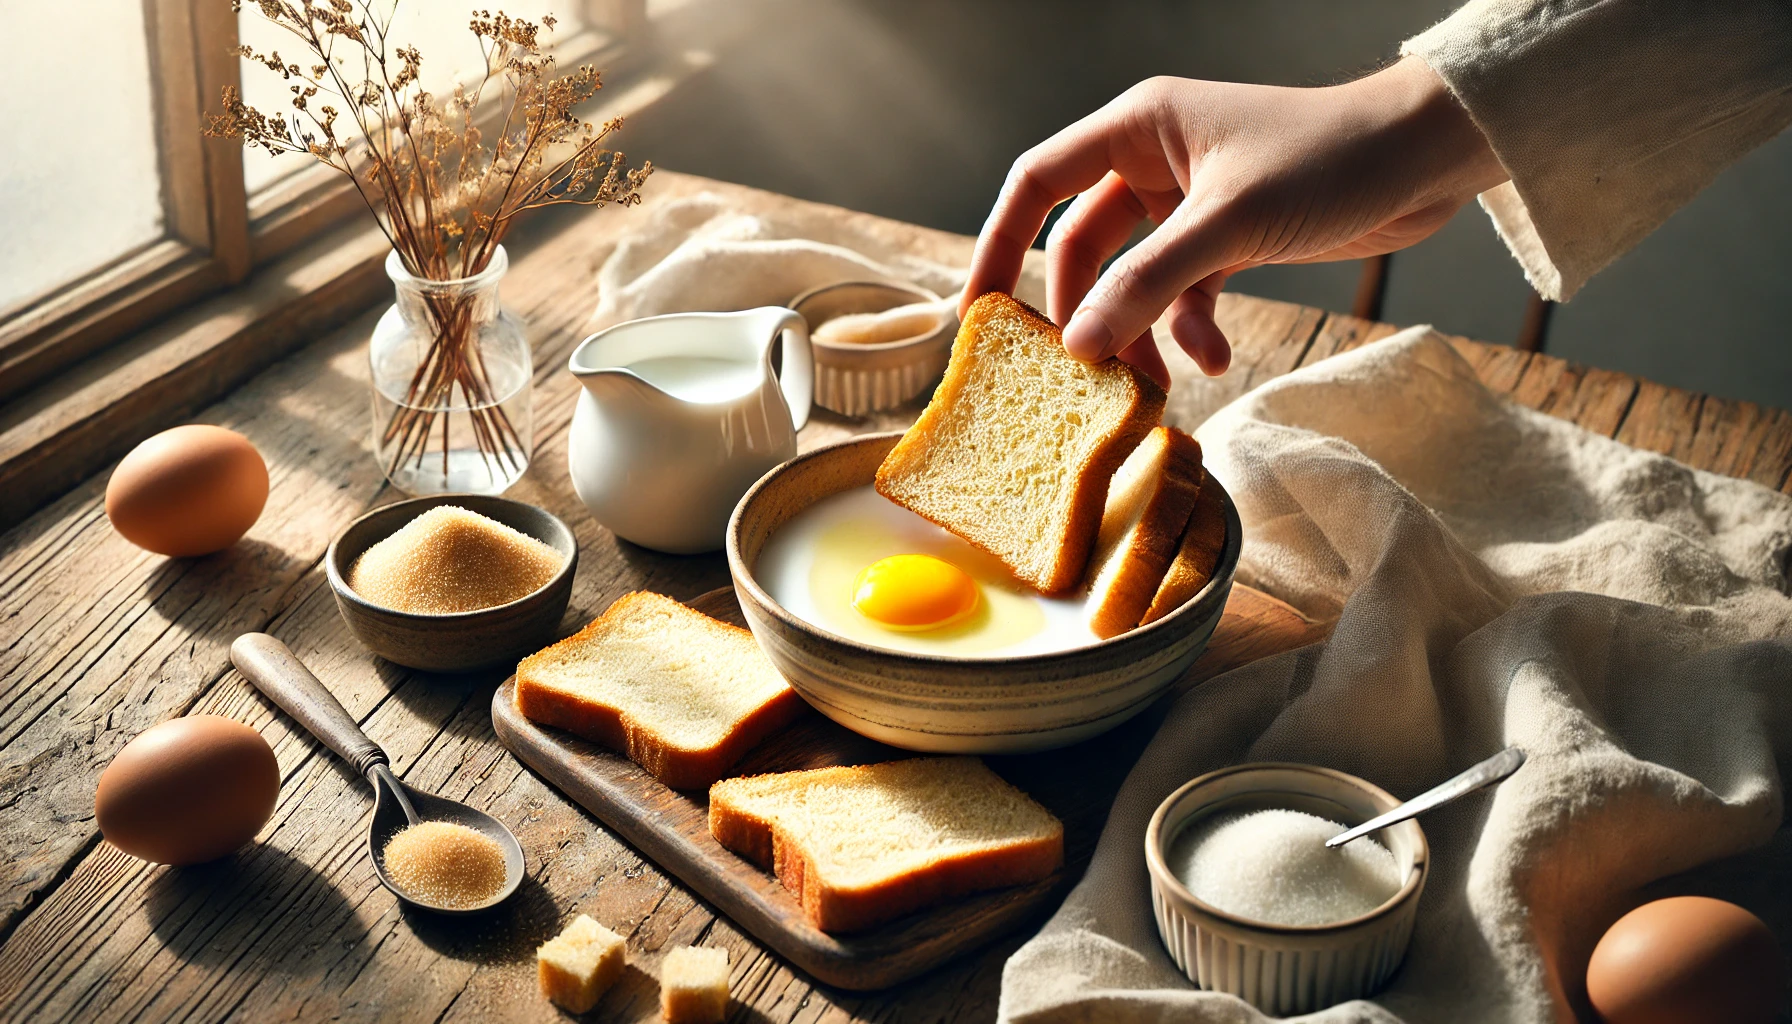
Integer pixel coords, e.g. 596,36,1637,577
874,292,1166,594
1084,426,1205,638
709,757,1064,933
514,592,803,790
1140,475,1229,625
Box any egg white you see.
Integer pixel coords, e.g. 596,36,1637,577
755,485,1098,656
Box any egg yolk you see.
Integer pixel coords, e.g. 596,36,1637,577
851,554,979,630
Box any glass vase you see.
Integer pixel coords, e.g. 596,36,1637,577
369,246,532,496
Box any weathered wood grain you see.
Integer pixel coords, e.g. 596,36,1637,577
0,170,1787,1024
1617,382,1792,495
1298,311,1402,368
490,583,1323,993
1616,379,1706,462
1445,334,1532,396
1160,294,1327,433
0,171,1030,1024
1688,400,1792,491
1506,350,1639,439
0,172,725,940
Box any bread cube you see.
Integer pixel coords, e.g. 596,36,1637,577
537,914,626,1013
660,945,730,1023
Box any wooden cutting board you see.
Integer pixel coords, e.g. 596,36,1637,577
490,583,1326,991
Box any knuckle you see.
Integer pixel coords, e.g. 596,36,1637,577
1045,219,1100,271
1123,75,1179,109
1187,175,1275,256
1006,153,1052,205
1093,257,1160,318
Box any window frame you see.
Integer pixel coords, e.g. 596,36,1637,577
0,0,245,404
0,0,646,405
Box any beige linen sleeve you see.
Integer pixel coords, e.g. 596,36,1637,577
1403,0,1792,301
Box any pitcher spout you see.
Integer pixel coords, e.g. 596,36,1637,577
563,306,817,554
567,359,640,397
567,324,665,403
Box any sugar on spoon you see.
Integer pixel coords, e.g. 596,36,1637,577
230,633,525,914
1326,746,1527,849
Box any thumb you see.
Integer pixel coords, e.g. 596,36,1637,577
1061,196,1239,362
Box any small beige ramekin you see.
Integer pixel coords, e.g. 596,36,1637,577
788,280,954,417
1144,763,1429,1016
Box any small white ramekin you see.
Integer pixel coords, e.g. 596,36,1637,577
1144,763,1429,1016
788,280,954,417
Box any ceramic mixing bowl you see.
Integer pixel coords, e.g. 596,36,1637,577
326,494,577,673
726,431,1241,753
1144,763,1430,1016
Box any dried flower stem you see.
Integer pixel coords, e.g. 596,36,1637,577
209,0,651,485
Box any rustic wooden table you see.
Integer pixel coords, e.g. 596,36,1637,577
2,171,1789,1024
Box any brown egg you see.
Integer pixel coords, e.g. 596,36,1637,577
106,425,268,557
1587,895,1785,1024
95,715,280,866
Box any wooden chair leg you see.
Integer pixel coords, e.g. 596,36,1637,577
1352,253,1391,321
1517,292,1554,353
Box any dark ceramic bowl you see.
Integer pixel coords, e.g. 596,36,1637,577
326,495,577,673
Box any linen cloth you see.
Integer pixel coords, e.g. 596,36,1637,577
1404,0,1792,301
586,191,1046,331
999,328,1792,1023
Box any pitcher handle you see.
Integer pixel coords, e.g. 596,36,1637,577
770,307,813,431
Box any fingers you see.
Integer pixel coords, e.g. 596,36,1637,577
1115,328,1171,389
1166,271,1233,376
1062,196,1240,362
960,110,1134,317
1046,172,1148,326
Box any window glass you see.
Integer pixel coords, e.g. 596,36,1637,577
240,0,579,194
0,0,163,316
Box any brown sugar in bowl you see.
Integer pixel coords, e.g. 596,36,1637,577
327,495,577,673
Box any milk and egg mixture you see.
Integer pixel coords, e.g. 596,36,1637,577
755,486,1097,656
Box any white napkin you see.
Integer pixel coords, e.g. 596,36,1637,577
1000,328,1792,1023
587,191,1046,330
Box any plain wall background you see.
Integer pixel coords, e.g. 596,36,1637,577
616,0,1792,408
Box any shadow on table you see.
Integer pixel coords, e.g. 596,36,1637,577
147,844,361,975
371,656,512,748
723,1003,779,1024
587,963,661,1022
584,963,778,1024
400,872,562,965
134,538,305,624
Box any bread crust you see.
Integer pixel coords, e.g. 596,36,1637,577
875,292,1166,594
514,593,804,790
709,761,1065,933
1140,477,1229,626
1086,428,1204,638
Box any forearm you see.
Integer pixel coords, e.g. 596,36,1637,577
1351,56,1510,205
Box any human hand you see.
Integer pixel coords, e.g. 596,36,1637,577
962,56,1508,386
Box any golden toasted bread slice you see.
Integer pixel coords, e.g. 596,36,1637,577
1084,426,1205,638
709,757,1064,933
1140,477,1228,625
874,293,1166,593
514,592,803,790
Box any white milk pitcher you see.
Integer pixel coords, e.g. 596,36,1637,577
566,307,813,553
